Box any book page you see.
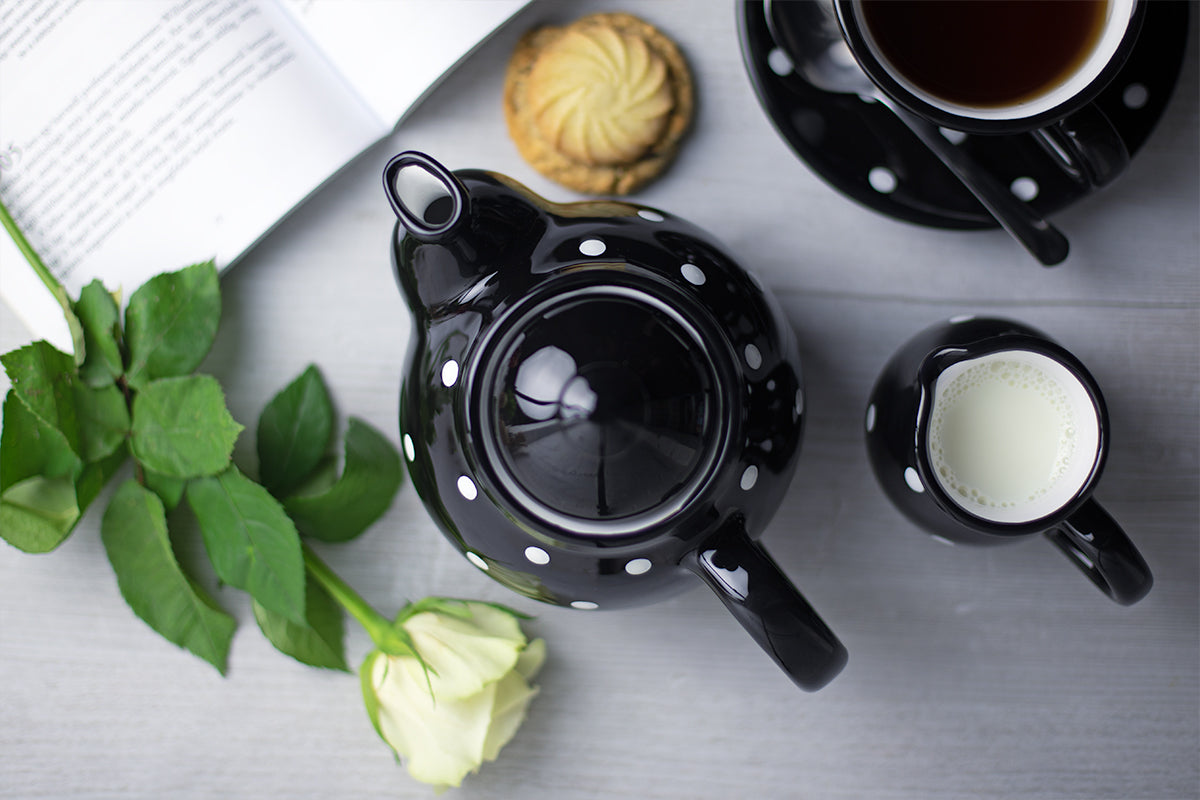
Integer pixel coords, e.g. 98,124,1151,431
0,0,387,349
281,0,529,125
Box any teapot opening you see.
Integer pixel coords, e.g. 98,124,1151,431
471,282,733,537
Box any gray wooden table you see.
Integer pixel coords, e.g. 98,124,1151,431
2,2,1197,798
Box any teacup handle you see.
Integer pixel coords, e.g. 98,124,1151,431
684,515,848,691
1044,497,1153,605
1032,104,1130,189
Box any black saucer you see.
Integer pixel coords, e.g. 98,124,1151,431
737,0,1190,229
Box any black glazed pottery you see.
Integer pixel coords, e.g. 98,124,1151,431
737,0,1190,228
864,316,1152,605
385,151,847,691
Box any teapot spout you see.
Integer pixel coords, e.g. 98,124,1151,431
383,151,469,241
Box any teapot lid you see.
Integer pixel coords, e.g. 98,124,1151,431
473,284,729,537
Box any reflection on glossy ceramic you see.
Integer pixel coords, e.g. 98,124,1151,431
864,316,1152,605
737,0,1189,228
385,151,846,690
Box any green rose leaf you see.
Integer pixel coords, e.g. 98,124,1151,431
1,389,81,485
1,390,81,552
75,447,129,511
284,417,403,543
0,340,81,455
143,468,187,511
257,364,334,497
253,573,349,671
74,280,123,387
0,476,80,553
0,390,125,553
285,455,337,498
74,382,131,463
124,261,220,389
187,465,306,625
101,480,235,673
130,375,242,478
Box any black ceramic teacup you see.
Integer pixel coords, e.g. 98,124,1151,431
834,0,1146,187
864,316,1152,605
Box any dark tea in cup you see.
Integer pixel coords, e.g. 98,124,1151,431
859,0,1110,109
836,0,1143,133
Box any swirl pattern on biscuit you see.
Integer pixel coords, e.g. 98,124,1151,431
527,25,674,166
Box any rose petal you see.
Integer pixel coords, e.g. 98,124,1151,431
400,605,526,699
452,602,527,641
359,650,388,738
481,671,539,763
372,653,497,789
515,638,547,680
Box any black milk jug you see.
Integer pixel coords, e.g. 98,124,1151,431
384,151,846,691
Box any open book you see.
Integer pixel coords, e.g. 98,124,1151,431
0,0,529,349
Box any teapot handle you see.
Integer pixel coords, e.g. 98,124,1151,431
382,151,469,241
684,515,847,691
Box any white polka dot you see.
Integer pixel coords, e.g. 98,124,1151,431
766,379,776,391
579,238,606,256
767,47,792,76
524,546,550,565
1122,82,1149,110
625,558,652,575
904,467,924,493
403,434,416,461
638,209,665,222
744,344,763,370
457,475,478,500
466,551,489,571
441,359,459,387
1010,177,1039,201
680,263,706,285
571,600,599,610
869,167,898,194
740,465,759,491
939,127,968,145
865,404,876,433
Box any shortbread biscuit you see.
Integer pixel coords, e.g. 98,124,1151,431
504,12,694,195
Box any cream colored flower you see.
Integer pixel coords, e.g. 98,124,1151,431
360,600,545,791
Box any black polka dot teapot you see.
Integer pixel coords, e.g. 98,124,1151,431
384,151,846,691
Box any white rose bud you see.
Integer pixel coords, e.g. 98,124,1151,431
360,600,545,791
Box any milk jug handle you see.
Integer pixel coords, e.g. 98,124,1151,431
1044,497,1153,606
685,515,848,691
